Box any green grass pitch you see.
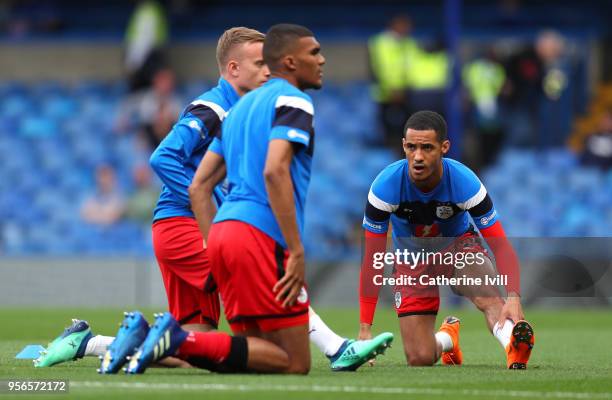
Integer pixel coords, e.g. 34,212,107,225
1,308,611,400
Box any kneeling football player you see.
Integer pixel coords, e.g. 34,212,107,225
359,111,534,369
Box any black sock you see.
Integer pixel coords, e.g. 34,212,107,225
186,336,248,373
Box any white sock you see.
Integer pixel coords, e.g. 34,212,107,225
435,331,453,352
493,319,514,348
308,309,346,357
84,335,115,357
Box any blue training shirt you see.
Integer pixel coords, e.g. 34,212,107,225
363,158,498,249
150,78,239,222
211,77,315,248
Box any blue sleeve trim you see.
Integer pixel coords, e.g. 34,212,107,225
270,125,310,147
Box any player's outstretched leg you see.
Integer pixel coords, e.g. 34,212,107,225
34,319,120,368
438,316,463,365
34,319,93,367
99,311,150,374
308,308,394,371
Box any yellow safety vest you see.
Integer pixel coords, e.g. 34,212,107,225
368,32,419,102
406,50,450,90
126,0,168,47
462,59,505,105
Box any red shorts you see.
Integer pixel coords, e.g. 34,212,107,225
207,220,309,333
152,217,220,327
394,231,489,317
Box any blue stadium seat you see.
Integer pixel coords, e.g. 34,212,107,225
42,94,78,121
1,94,33,119
20,116,58,137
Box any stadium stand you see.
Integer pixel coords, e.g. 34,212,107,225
0,80,610,259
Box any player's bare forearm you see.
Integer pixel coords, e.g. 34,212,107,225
189,151,226,242
264,140,303,254
265,140,305,307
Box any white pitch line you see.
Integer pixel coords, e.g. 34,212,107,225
71,381,612,399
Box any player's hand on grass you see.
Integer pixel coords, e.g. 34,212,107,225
273,248,305,308
497,295,524,326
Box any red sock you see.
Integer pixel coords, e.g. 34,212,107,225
177,331,232,363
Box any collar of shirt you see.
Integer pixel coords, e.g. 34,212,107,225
217,77,240,107
266,77,290,87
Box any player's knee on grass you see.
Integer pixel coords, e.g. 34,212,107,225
285,356,310,374
399,314,438,367
243,336,291,373
261,324,311,374
405,348,436,366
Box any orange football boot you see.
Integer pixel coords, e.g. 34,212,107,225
506,320,535,369
439,316,463,365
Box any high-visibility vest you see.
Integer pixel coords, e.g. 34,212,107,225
125,0,168,48
462,59,505,105
368,32,419,102
407,50,450,90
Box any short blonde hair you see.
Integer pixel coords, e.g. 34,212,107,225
216,27,265,72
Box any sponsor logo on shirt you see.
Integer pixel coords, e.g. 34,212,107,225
480,210,497,226
287,129,309,142
363,218,382,231
188,120,201,131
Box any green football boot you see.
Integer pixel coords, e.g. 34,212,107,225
329,332,394,371
33,319,92,367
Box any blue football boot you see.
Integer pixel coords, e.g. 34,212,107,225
125,312,188,374
98,311,149,374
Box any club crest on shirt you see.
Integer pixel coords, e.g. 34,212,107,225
435,205,454,219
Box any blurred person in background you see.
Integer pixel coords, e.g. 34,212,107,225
405,36,449,116
368,15,419,149
501,32,545,148
124,164,159,225
124,0,169,92
138,67,182,150
463,47,506,170
80,164,125,226
113,67,181,154
580,109,612,170
501,30,570,149
535,30,577,149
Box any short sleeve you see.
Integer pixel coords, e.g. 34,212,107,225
208,137,223,157
183,100,226,140
362,164,402,234
269,95,314,147
452,162,498,229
